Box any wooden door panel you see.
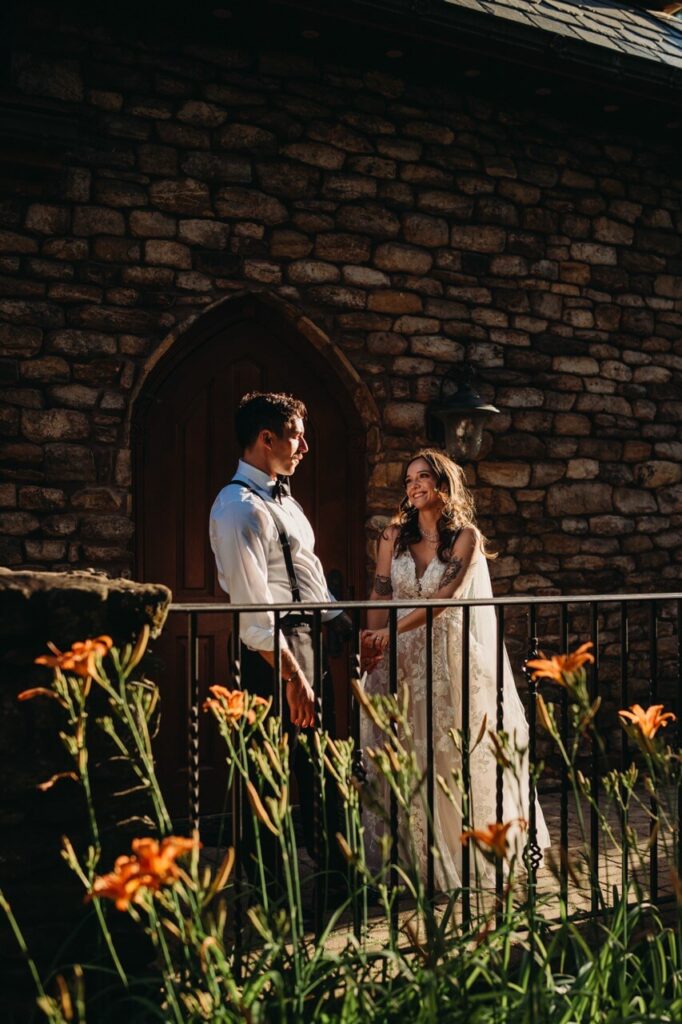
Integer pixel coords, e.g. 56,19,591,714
137,304,364,816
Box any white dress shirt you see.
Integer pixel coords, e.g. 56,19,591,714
209,459,340,652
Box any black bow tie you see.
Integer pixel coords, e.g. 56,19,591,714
272,477,290,503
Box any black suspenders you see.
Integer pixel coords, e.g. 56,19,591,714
228,478,302,603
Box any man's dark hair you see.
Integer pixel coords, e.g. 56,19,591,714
235,391,307,450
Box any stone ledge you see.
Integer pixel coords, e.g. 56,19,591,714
0,568,171,662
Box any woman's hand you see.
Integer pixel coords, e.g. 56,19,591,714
362,627,390,653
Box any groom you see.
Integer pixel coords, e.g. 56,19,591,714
209,391,347,869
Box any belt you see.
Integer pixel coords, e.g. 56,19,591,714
281,611,315,629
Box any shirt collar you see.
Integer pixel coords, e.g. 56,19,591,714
236,459,277,495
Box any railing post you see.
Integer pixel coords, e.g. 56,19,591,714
523,608,542,881
187,611,200,836
461,604,471,927
425,604,434,900
495,605,505,920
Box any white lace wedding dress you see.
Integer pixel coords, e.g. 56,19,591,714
363,550,550,890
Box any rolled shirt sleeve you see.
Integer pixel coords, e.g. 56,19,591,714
209,496,289,653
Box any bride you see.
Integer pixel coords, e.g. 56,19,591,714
361,448,550,889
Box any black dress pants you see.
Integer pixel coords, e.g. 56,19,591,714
238,618,343,891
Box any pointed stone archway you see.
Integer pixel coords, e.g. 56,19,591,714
131,291,379,811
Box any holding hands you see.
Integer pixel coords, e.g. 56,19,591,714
361,627,389,672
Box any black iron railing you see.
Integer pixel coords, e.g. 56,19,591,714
167,591,682,925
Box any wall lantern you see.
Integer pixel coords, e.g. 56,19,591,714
428,362,499,461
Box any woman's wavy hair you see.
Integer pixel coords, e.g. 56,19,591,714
392,448,492,563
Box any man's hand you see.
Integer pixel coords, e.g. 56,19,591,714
286,671,316,729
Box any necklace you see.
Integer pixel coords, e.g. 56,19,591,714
419,525,439,543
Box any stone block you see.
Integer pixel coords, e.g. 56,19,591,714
477,462,531,488
367,333,407,355
44,444,96,480
177,101,227,127
546,482,612,516
554,412,591,436
374,243,432,274
129,211,176,238
216,124,277,153
282,142,346,169
287,260,340,284
315,233,371,262
93,181,147,208
613,488,658,515
25,205,70,234
0,482,16,506
48,331,116,357
403,121,454,145
342,266,389,287
73,207,125,237
22,409,89,443
392,354,438,380
15,54,83,102
19,357,69,383
0,324,42,358
24,540,67,561
144,240,191,268
308,121,373,154
531,463,566,487
322,174,377,200
410,336,463,361
402,213,448,248
18,486,65,510
658,486,682,514
654,275,682,299
393,316,439,335
384,402,425,432
270,230,312,259
180,152,251,183
450,225,505,253
138,144,179,176
70,487,122,511
0,231,38,254
243,260,281,284
42,514,78,537
593,217,634,245
305,286,365,309
566,458,599,480
368,291,422,314
81,515,135,542
417,191,473,217
552,356,599,375
337,204,400,239
635,461,682,488
347,156,396,179
0,510,39,535
48,385,99,410
215,188,287,224
569,243,617,265
150,179,211,217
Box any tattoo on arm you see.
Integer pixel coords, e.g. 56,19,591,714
374,574,393,596
439,556,463,588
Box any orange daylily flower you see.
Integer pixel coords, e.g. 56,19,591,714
203,685,269,725
618,704,676,740
89,855,155,911
461,819,527,860
89,835,199,911
132,835,198,880
527,642,594,685
34,636,113,680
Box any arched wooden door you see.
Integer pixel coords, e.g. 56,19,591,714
133,297,365,814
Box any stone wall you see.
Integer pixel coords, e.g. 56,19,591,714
1,7,681,597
